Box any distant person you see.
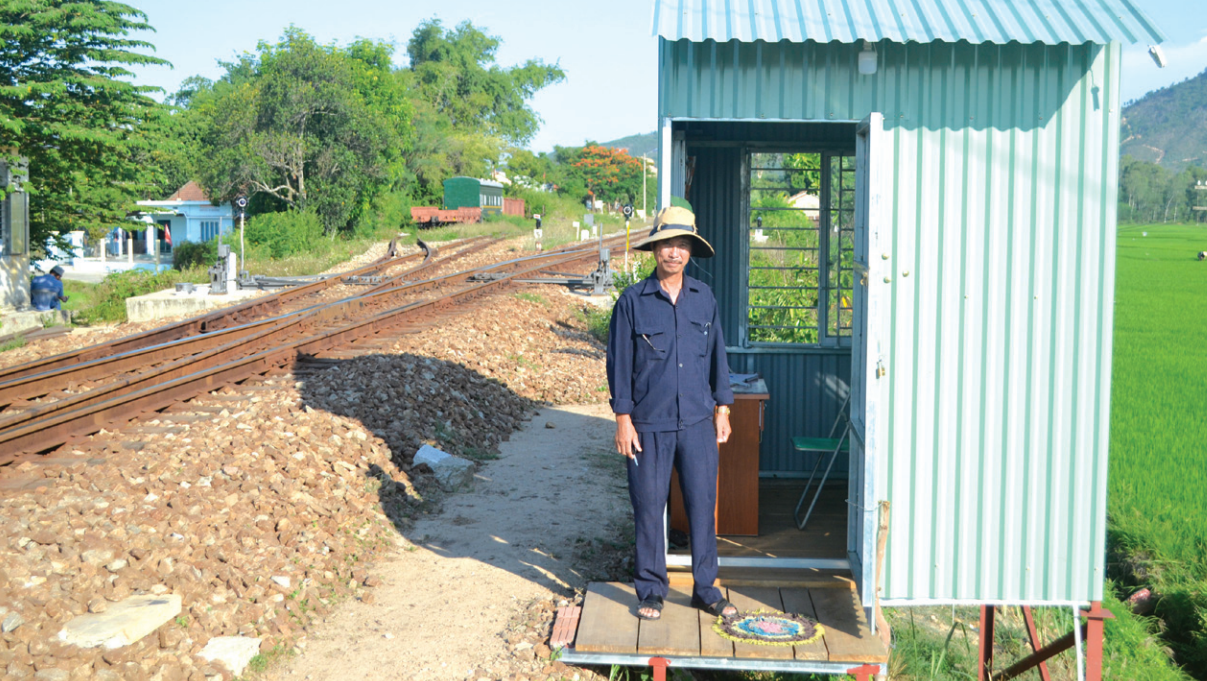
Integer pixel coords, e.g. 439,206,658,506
31,265,68,311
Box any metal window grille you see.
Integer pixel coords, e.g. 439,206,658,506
745,152,855,346
201,221,219,241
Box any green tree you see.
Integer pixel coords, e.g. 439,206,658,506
0,0,170,250
783,153,821,192
192,28,411,234
504,147,556,190
404,19,564,198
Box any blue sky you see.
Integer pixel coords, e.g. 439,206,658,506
127,0,1206,152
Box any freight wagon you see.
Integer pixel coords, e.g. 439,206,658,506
409,177,524,226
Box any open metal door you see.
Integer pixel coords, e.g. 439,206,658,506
848,113,887,624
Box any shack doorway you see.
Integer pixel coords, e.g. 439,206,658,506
658,119,884,618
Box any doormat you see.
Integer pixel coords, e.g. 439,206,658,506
713,610,825,646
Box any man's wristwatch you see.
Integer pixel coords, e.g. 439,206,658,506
715,406,731,415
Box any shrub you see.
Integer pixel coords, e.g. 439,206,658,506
243,210,326,259
354,190,412,237
172,240,214,271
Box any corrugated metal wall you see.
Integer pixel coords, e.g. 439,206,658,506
661,38,1120,604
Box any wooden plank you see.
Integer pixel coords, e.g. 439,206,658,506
727,587,794,660
574,582,639,654
779,588,829,661
698,587,735,659
669,567,855,590
637,587,700,657
667,571,717,589
808,588,889,663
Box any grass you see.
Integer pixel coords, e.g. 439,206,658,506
514,291,548,306
874,589,1187,681
1108,223,1207,673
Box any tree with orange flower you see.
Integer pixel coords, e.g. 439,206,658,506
571,143,647,204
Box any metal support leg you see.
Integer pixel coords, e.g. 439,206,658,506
649,657,669,681
997,626,1086,681
978,605,996,681
847,664,881,681
1021,606,1052,681
1082,601,1113,681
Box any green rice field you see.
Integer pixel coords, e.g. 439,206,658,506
1110,223,1207,674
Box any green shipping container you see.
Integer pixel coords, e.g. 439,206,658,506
443,177,505,217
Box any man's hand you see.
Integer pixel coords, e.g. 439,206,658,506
615,414,642,460
714,411,731,444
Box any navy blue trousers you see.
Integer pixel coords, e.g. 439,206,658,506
627,417,723,605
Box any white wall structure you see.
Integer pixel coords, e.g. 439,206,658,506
0,160,30,311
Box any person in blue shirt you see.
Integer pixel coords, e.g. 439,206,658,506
606,206,736,621
30,265,68,311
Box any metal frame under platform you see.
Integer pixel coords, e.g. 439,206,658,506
559,650,884,676
565,581,888,677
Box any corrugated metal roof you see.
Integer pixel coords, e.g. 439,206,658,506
651,0,1164,45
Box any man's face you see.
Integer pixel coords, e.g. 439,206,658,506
653,236,692,277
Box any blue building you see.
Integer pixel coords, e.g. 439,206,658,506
136,181,234,253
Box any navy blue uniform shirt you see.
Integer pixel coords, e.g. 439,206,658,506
607,274,734,432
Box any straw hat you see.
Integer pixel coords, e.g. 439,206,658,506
633,206,715,258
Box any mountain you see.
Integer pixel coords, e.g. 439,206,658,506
600,131,657,158
1120,68,1207,172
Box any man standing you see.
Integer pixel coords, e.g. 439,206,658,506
606,205,737,621
30,265,68,311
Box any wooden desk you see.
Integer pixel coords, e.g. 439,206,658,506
670,380,768,536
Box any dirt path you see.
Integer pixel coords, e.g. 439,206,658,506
268,403,629,681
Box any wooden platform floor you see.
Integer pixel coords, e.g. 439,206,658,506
669,479,847,559
572,581,888,664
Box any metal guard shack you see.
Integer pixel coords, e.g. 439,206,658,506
563,0,1164,678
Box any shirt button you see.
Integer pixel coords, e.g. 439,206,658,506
679,363,683,368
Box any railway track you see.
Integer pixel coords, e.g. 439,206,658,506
0,236,506,408
0,235,489,382
0,234,627,463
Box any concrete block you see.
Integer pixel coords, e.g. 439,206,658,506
58,594,181,649
0,308,68,336
199,636,262,676
414,444,475,492
125,284,271,323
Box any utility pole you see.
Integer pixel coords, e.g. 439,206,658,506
642,154,647,221
236,196,248,277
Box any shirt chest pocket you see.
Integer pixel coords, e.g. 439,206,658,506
634,322,670,362
686,315,711,357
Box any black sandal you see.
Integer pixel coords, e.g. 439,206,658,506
692,596,737,618
637,596,664,620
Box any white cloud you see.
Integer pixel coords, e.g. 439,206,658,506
1121,32,1207,104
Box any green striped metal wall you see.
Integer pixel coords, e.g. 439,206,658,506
660,38,1121,604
